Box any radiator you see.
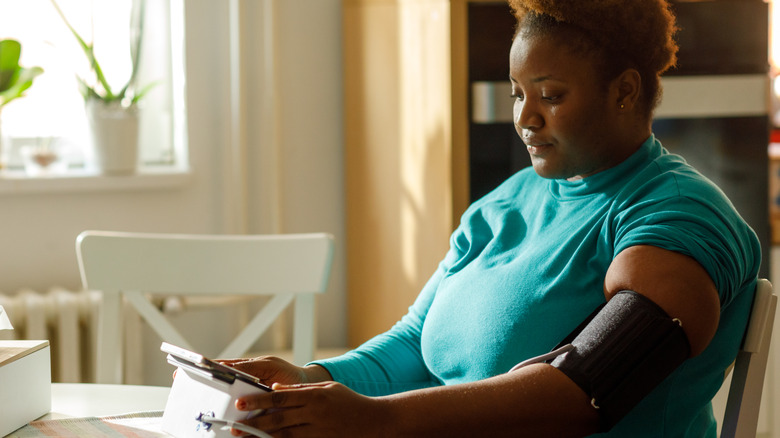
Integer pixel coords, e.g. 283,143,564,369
0,289,291,385
0,288,101,383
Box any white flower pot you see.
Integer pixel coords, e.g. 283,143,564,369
86,99,140,175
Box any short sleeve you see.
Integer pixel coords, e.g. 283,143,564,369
613,195,760,306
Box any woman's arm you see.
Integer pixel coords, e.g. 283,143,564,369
233,362,598,438
379,362,599,437
603,244,720,357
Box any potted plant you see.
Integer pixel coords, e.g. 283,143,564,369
51,0,154,175
0,39,43,170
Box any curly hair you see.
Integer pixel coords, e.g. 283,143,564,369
508,0,679,116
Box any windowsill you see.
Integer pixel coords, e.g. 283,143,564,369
0,166,192,195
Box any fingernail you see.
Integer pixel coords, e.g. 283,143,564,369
236,399,247,410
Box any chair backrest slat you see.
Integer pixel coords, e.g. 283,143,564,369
77,231,334,295
721,278,777,438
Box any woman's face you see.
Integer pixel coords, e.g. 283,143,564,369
510,32,627,180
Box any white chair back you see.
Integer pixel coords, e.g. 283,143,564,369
721,278,777,438
76,230,335,384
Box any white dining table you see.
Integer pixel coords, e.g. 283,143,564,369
45,383,171,420
4,383,172,438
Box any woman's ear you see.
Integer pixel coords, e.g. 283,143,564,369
614,69,641,111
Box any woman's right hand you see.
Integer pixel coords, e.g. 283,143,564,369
219,356,333,386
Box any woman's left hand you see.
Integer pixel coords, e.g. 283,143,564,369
232,381,391,438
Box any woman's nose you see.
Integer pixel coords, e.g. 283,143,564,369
514,100,542,136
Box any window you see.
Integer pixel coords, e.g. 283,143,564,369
0,0,185,175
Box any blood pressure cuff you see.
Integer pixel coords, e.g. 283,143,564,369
548,290,691,431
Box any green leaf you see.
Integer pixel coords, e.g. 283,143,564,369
130,79,160,104
50,0,115,100
0,39,43,108
0,39,22,92
50,0,154,105
0,66,43,108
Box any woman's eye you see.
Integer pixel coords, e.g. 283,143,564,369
542,95,560,102
511,94,524,101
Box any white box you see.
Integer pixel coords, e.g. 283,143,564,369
162,367,265,438
0,340,51,437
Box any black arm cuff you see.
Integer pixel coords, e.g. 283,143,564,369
549,290,691,431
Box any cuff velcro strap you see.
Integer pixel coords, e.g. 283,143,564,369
548,290,690,431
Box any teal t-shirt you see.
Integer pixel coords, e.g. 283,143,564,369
315,135,761,437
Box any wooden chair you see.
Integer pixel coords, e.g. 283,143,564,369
75,230,335,384
720,278,777,438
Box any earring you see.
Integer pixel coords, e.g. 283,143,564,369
619,103,626,110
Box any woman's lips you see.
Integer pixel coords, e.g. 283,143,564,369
525,142,552,155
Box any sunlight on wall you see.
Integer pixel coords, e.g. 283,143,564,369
399,2,452,288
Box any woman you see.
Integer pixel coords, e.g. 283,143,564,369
223,1,761,436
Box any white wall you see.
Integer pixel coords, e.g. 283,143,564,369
0,0,346,357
